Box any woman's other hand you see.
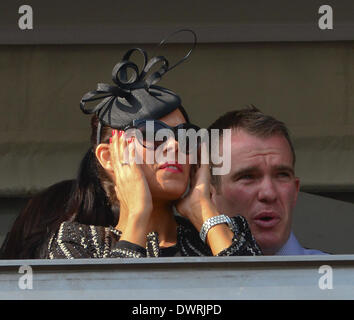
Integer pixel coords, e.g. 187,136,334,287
176,163,216,230
176,150,234,255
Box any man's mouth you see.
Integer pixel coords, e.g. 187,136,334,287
159,162,183,173
253,212,280,228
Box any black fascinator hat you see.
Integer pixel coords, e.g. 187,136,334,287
80,29,197,144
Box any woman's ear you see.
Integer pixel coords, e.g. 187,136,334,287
95,144,113,172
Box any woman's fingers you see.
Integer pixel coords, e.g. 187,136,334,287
110,130,135,168
110,130,121,167
191,163,211,188
199,163,211,183
119,131,129,166
189,164,197,188
127,136,136,165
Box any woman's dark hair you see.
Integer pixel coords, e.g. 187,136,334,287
66,146,119,226
0,180,75,259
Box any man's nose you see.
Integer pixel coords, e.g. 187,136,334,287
257,177,277,203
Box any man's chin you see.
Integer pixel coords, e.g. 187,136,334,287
256,235,284,255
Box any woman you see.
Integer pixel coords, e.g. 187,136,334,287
41,32,262,258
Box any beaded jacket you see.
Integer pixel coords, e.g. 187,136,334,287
40,215,262,259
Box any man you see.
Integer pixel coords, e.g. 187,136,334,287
208,106,327,255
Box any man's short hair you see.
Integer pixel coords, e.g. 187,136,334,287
208,105,296,187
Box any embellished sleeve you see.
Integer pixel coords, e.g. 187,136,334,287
216,215,262,256
110,240,147,258
176,215,262,257
45,222,108,259
45,221,146,259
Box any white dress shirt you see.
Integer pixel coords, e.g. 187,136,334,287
275,232,329,255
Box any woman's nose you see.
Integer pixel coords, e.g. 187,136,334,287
154,136,179,163
162,136,179,153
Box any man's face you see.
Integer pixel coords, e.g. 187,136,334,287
212,129,300,255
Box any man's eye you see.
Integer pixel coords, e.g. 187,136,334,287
277,172,290,178
238,174,254,180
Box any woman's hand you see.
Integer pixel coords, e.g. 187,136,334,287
176,163,216,231
110,130,152,246
176,152,234,255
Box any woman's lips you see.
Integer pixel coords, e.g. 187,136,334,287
253,212,280,228
159,162,183,173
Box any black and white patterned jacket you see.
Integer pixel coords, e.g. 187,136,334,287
41,215,262,259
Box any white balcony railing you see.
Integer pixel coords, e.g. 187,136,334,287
1,255,353,300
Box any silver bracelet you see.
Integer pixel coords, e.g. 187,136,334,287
199,215,233,243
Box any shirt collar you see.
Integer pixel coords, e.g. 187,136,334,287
275,232,306,255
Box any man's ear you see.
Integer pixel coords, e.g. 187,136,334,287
95,143,113,172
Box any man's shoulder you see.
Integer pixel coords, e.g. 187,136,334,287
276,232,331,255
302,247,330,255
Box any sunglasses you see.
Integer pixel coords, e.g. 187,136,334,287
124,119,201,154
